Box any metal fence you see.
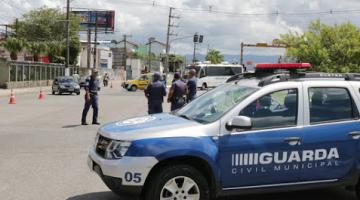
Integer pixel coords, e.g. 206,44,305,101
0,61,79,88
8,61,79,82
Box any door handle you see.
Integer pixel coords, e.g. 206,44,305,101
284,137,302,146
348,131,360,139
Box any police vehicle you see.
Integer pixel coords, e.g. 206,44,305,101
186,62,244,90
88,63,360,200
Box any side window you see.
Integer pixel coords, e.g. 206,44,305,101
239,89,298,129
139,75,147,81
200,69,206,78
309,88,357,124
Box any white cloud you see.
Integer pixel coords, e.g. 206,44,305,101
1,0,360,56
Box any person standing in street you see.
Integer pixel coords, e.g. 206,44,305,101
168,72,187,111
81,69,101,125
186,69,198,103
103,73,110,87
144,72,167,114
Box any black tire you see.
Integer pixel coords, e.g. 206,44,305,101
76,92,80,95
144,164,210,200
59,91,62,95
131,85,137,92
52,90,55,95
201,83,207,90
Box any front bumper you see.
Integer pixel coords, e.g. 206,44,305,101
59,88,80,93
88,147,158,193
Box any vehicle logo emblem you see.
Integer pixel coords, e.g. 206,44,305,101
115,116,156,126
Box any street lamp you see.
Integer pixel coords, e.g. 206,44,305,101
148,37,156,72
193,33,204,63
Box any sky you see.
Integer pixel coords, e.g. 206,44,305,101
0,0,360,57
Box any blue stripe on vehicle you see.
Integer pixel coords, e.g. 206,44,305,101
126,136,220,181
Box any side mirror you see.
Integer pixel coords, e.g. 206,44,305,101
226,116,252,131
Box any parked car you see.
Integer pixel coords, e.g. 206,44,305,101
79,75,89,88
52,76,80,95
88,63,360,199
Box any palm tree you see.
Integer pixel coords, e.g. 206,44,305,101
28,42,48,62
205,49,224,64
3,37,25,60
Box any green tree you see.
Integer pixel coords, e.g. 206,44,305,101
3,37,26,60
280,20,360,73
47,41,64,63
12,7,81,64
28,42,48,62
206,49,224,64
168,54,185,72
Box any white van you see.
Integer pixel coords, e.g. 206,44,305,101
186,63,244,90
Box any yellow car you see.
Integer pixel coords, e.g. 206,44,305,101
122,73,153,91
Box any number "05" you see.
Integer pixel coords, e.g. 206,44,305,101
124,172,142,183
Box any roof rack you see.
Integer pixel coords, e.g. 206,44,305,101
258,72,360,87
226,72,256,83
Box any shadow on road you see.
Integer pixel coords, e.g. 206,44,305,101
62,125,82,128
67,188,356,200
66,192,137,200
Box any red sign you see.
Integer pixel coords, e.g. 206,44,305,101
256,63,312,69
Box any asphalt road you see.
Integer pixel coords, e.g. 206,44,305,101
0,85,357,200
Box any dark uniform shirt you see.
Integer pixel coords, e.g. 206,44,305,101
145,81,167,103
172,80,187,100
187,77,197,100
86,76,100,95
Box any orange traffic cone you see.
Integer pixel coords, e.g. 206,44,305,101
9,90,16,104
39,88,45,100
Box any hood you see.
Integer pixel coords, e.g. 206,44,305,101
99,113,210,141
60,82,77,87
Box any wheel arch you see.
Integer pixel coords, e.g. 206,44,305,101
142,155,220,198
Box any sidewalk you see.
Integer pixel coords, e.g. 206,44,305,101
0,86,51,97
0,80,125,97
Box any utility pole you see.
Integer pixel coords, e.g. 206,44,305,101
240,42,244,66
65,0,70,75
15,18,18,37
123,34,132,70
93,12,98,69
87,28,91,69
5,25,8,38
165,7,179,73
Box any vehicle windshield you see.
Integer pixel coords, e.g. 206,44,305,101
176,84,258,124
59,78,75,83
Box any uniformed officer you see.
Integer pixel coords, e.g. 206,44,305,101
186,69,198,103
81,69,101,125
144,72,167,114
167,72,188,111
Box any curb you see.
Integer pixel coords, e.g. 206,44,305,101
0,87,52,97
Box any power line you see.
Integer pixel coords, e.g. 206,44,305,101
112,0,360,17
